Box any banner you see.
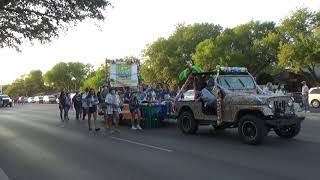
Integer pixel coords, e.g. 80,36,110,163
109,63,138,87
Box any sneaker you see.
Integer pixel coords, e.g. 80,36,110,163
137,125,142,130
306,110,310,113
95,128,101,132
131,126,137,130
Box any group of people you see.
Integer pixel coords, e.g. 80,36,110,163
58,87,122,134
262,83,287,96
262,81,311,113
57,85,179,133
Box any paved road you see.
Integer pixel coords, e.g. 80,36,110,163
1,104,320,180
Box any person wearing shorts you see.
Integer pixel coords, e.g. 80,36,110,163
111,89,121,133
129,92,142,130
82,88,89,120
104,87,113,133
86,88,100,132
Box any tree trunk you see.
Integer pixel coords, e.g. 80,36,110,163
307,67,320,86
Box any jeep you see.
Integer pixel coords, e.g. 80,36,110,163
174,66,305,145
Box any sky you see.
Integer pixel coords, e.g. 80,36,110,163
0,0,319,85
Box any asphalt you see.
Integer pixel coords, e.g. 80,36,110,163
0,104,320,180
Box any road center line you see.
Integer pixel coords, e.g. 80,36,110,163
110,136,173,153
0,168,9,180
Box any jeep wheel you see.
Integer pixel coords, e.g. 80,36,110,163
178,111,198,134
274,123,301,139
311,100,320,108
238,115,267,145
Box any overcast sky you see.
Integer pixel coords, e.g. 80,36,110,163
0,0,319,85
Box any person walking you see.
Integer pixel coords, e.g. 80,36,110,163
129,91,142,130
82,88,89,120
58,91,65,125
111,89,121,133
86,88,100,131
104,87,113,133
72,91,82,120
63,92,72,122
301,81,310,113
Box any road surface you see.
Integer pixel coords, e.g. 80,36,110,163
1,104,320,180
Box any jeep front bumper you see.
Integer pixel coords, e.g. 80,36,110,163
265,114,304,127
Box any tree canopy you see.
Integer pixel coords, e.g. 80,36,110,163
0,0,111,49
141,23,222,86
43,62,93,91
278,8,320,84
193,21,278,75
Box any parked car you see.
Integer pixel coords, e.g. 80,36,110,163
309,87,320,108
44,95,57,104
0,95,13,107
34,96,44,103
28,97,35,103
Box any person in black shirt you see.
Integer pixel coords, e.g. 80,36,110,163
72,91,82,120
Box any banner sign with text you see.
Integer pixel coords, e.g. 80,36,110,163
109,63,138,87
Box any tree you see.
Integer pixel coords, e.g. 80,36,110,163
44,62,93,91
82,64,106,91
278,8,320,84
0,0,112,49
4,77,26,97
193,21,278,76
24,70,45,96
141,23,222,86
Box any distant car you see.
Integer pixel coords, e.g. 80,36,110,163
309,87,320,108
34,96,44,104
28,97,35,103
0,95,13,107
44,95,57,104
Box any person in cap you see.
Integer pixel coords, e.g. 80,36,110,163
301,81,310,113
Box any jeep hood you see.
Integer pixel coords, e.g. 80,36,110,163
224,92,288,105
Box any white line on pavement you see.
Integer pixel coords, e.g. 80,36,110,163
110,136,173,153
0,168,9,180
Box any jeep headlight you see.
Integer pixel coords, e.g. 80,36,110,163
288,99,293,107
268,101,274,109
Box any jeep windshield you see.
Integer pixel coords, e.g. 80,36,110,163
219,75,255,90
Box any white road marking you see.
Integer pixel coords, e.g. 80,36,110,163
0,168,9,180
110,136,173,153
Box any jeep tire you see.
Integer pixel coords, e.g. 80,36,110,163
238,115,267,145
178,111,198,134
274,123,301,139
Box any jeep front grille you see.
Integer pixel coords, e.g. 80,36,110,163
274,100,286,114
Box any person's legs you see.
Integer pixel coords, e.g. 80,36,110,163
75,106,79,120
82,108,87,120
104,109,109,131
59,106,63,122
136,109,142,130
64,106,70,123
130,110,137,130
93,111,100,131
88,112,92,130
107,114,113,132
113,111,120,132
